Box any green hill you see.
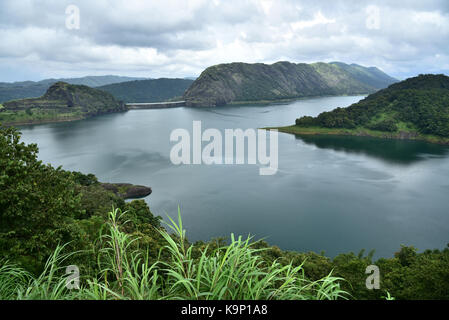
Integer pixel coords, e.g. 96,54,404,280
0,82,126,125
0,76,147,103
329,62,397,89
274,74,449,144
98,78,194,103
183,61,397,106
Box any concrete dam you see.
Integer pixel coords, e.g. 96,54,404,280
126,101,186,109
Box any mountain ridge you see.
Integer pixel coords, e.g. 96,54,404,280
183,61,397,107
0,75,149,103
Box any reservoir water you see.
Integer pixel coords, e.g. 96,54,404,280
19,96,449,258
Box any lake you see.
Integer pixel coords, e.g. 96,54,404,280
19,95,449,258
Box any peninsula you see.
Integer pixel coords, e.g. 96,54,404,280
271,74,449,145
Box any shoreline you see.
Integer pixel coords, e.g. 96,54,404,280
267,125,449,145
229,94,368,106
187,93,369,107
1,110,128,127
1,95,368,127
2,115,86,127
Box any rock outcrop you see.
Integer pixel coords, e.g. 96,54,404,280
101,183,152,199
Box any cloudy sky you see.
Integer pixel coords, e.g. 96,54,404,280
0,0,448,82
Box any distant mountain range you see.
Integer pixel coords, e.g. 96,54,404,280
98,78,194,103
0,75,148,103
0,62,396,106
184,61,397,106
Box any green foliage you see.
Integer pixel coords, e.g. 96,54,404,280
4,206,446,301
272,245,449,300
1,208,348,300
124,200,162,229
0,125,84,272
395,245,417,267
367,118,398,132
71,171,99,186
0,125,161,274
295,74,449,138
157,210,347,300
0,262,32,299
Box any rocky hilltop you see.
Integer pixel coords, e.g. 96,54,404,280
1,82,126,125
183,61,397,107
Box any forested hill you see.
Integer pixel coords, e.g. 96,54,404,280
289,74,449,143
183,61,397,107
98,78,194,103
0,82,126,125
0,75,147,103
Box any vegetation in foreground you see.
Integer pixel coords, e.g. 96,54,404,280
0,208,347,300
281,74,449,145
1,124,449,300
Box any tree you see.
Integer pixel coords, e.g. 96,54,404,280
0,125,83,273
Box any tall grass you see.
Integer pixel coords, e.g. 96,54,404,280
0,207,348,300
0,244,80,300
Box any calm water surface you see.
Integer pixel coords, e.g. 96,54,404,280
19,96,449,258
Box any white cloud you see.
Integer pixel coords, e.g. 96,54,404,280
290,11,336,31
0,0,448,81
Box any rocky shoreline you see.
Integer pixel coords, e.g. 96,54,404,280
101,183,152,199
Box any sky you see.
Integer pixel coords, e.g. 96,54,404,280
0,0,448,82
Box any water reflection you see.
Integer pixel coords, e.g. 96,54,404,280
295,134,449,165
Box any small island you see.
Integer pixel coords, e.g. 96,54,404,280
270,74,449,145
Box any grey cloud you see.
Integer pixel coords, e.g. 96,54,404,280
0,0,448,81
